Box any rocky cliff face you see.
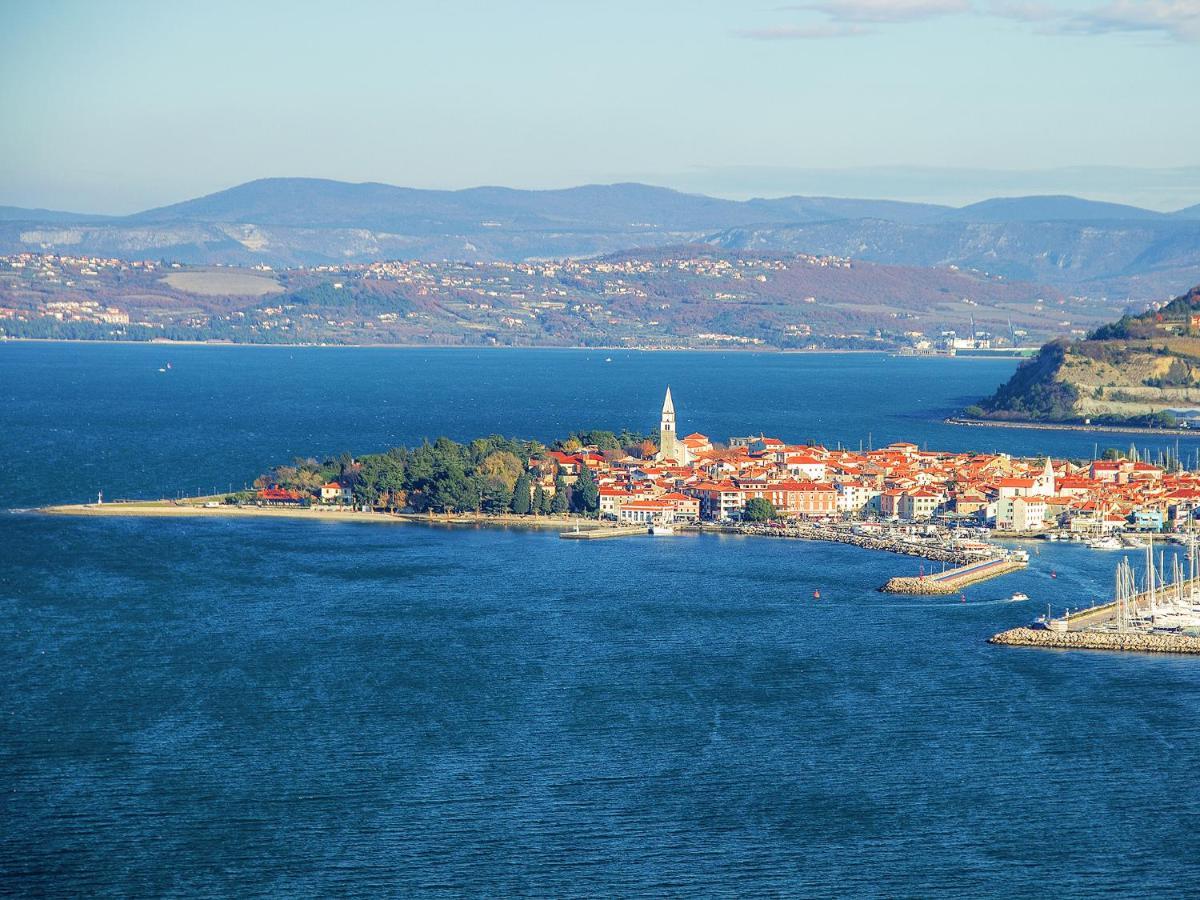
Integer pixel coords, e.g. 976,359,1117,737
975,285,1200,425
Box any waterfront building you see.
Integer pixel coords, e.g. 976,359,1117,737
996,495,1047,532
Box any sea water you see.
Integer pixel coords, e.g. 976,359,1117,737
3,343,1199,896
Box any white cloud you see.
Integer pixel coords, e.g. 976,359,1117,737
987,1,1058,21
781,0,973,22
735,22,874,38
742,1,1200,42
991,0,1200,42
1069,0,1200,41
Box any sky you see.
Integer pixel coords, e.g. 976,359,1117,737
2,0,1198,213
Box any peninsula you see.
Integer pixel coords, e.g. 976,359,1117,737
45,387,1200,545
964,283,1200,429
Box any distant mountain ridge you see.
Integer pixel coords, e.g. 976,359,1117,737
3,178,1199,299
124,179,960,231
9,178,1195,230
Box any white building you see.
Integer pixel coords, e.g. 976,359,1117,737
997,496,1047,532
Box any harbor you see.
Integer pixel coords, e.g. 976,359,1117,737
992,541,1200,654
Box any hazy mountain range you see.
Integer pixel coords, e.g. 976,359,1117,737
4,178,1199,299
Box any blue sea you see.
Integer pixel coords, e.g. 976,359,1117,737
3,343,1200,896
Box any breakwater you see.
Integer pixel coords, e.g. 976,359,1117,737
945,416,1191,436
881,557,1026,595
990,627,1200,654
715,522,991,565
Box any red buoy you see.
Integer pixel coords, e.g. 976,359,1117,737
813,590,821,600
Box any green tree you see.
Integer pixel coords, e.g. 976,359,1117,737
405,437,476,512
477,450,524,491
551,474,570,514
354,453,406,508
533,483,550,515
571,465,600,515
743,497,777,522
511,472,533,515
480,478,513,513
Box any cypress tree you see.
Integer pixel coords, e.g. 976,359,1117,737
572,465,599,516
551,474,570,514
511,472,532,515
534,483,550,515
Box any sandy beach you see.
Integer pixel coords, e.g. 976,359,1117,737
36,501,602,531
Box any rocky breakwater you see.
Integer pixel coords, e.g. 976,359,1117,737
723,523,980,565
990,627,1200,654
881,557,1026,595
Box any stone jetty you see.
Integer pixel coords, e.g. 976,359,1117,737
881,557,1026,595
990,627,1200,655
715,522,985,565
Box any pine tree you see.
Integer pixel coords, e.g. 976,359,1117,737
534,483,550,515
511,472,532,515
551,474,570,514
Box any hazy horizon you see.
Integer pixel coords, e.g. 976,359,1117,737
4,166,1200,218
3,1,1198,214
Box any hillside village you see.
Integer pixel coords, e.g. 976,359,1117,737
0,250,1108,350
254,388,1200,537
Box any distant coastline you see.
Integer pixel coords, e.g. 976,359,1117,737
1,336,895,354
946,416,1195,436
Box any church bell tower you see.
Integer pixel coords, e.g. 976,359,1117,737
659,386,678,462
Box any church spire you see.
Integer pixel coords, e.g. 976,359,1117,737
658,385,679,462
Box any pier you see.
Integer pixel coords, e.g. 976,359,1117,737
991,554,1200,653
559,524,649,540
881,556,1027,595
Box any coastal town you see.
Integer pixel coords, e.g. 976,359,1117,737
104,387,1200,540
0,250,1111,349
49,384,1200,651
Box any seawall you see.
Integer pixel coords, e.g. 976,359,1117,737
989,627,1200,654
881,558,1026,595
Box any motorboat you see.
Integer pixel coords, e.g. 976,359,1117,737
1008,592,1029,602
1087,535,1123,550
649,524,674,536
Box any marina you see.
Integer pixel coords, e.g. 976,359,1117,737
992,540,1200,653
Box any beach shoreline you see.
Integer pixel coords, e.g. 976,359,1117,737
34,501,607,531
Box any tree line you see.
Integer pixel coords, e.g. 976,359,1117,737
253,430,652,516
